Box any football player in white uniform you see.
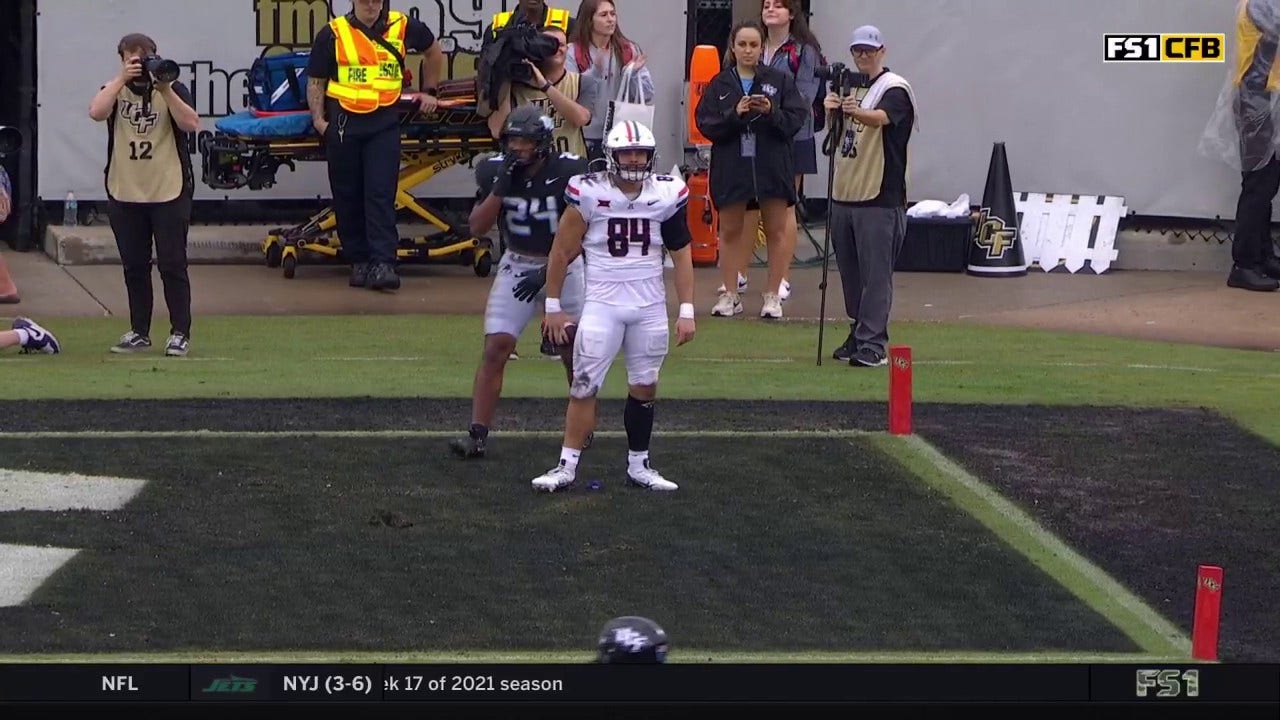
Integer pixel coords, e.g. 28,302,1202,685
532,121,697,492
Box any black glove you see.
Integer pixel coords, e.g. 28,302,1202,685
512,264,547,303
490,154,522,198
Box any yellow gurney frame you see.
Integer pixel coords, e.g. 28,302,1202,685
201,91,499,279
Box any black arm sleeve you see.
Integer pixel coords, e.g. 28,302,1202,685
660,205,692,252
406,18,436,52
306,27,336,80
475,160,500,200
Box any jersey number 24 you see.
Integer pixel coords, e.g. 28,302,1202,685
607,218,653,257
504,196,560,237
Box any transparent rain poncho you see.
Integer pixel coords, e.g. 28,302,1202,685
1200,0,1280,171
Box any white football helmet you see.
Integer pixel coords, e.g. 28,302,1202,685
604,120,658,182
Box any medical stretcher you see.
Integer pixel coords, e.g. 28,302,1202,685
200,79,498,279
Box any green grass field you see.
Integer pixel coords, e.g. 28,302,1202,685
2,315,1277,442
1,314,1275,663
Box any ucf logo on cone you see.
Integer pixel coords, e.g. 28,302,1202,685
974,209,1018,259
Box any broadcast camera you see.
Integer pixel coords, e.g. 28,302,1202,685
496,22,563,85
0,126,21,157
816,62,871,93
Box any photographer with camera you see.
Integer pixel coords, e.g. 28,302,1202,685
306,0,444,293
485,25,597,160
821,25,918,367
89,33,202,356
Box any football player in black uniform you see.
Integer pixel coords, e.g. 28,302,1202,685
451,105,590,459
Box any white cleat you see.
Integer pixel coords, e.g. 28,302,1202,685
779,279,791,302
531,463,576,492
627,461,679,491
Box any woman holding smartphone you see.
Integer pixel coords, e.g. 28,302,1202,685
695,21,809,319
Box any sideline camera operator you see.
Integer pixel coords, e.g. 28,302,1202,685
89,33,202,357
483,24,597,160
821,25,918,368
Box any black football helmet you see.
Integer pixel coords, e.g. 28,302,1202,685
501,105,556,166
596,616,669,664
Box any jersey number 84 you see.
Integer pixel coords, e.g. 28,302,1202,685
607,217,653,257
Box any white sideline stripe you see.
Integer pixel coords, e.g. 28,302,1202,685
102,357,234,363
0,429,876,440
0,469,148,512
0,544,80,607
898,435,1191,656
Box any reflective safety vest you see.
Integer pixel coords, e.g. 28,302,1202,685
493,7,571,33
326,12,408,114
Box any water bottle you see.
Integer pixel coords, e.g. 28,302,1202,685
63,192,78,226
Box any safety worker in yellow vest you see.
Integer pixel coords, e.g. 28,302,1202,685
481,0,574,52
306,0,444,291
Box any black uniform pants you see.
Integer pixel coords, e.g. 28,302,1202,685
1233,153,1280,269
325,121,401,266
108,194,193,338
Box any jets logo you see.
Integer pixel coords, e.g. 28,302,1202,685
974,208,1018,259
119,100,159,134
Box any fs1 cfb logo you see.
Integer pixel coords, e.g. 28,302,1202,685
1104,34,1225,62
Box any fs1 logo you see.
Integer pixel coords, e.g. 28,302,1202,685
1105,34,1225,62
1135,669,1200,698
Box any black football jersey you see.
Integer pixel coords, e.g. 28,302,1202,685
475,152,590,255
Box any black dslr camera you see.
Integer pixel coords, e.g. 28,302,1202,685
0,126,21,157
141,55,181,84
816,62,871,93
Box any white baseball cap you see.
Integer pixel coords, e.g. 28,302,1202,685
850,25,884,50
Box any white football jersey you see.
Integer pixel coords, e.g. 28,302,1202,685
565,171,690,307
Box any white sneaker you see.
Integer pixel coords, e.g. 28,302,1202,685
760,292,783,320
531,462,576,492
627,461,678,491
779,279,791,301
711,292,743,317
715,273,749,295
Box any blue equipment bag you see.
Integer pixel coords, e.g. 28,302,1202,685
248,51,311,114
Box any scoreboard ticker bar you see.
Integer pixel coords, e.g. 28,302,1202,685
0,664,1276,703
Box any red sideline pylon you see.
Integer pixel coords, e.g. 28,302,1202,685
888,346,912,435
1191,565,1223,661
0,254,19,304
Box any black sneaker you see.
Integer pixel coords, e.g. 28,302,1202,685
832,332,856,362
368,263,401,291
851,346,887,367
164,333,190,357
1227,265,1279,292
349,263,371,287
110,332,151,354
449,425,487,459
1261,256,1280,280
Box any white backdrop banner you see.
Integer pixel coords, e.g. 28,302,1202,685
804,0,1244,219
39,0,1249,219
36,0,689,203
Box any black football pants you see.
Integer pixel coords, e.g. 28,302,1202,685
108,194,193,338
325,121,400,266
